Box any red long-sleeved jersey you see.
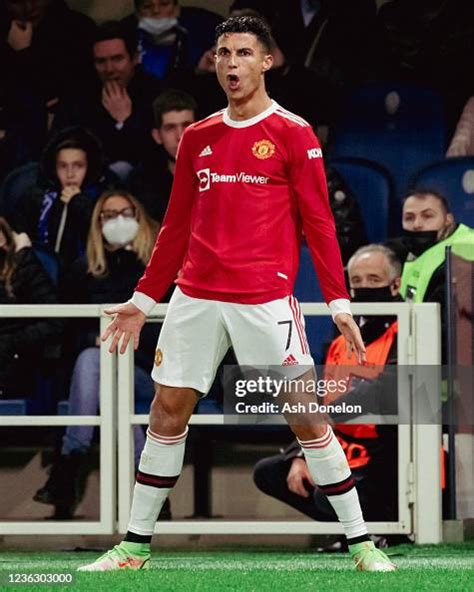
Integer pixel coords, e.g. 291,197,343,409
135,101,349,307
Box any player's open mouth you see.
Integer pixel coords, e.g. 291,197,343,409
227,74,240,90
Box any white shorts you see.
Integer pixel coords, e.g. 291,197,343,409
152,287,314,393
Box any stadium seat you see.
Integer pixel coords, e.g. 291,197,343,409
328,82,446,222
411,157,474,227
330,157,394,243
0,161,39,219
0,399,28,415
294,244,337,365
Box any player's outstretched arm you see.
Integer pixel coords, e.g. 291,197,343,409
101,302,146,354
334,313,367,364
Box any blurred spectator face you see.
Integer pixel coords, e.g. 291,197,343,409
56,148,88,190
402,194,454,239
93,39,136,87
5,0,52,26
215,33,272,101
349,251,400,296
152,109,195,159
137,0,178,19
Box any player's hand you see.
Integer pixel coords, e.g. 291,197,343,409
287,457,315,498
7,20,33,51
60,185,81,204
334,313,367,364
101,302,146,354
102,81,132,124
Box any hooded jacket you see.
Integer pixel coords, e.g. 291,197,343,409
12,127,109,269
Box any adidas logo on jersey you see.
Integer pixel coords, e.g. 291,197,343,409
199,145,213,157
283,354,299,366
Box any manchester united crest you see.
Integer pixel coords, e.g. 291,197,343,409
155,348,163,366
252,139,275,160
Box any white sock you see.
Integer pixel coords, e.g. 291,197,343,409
298,426,368,540
127,427,188,536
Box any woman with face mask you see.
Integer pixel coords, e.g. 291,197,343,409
33,190,172,519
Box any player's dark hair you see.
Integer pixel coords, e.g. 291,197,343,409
153,89,198,128
215,16,272,53
93,21,138,58
403,188,452,215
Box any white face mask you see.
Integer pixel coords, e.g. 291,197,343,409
102,216,139,247
138,17,178,37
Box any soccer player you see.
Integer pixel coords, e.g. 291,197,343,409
79,16,396,572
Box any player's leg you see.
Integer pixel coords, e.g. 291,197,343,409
228,296,395,571
77,385,197,572
79,289,230,571
124,384,197,544
125,287,229,548
285,378,394,569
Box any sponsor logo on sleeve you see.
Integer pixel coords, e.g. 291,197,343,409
307,147,323,160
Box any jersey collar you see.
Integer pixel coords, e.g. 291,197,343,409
223,100,278,128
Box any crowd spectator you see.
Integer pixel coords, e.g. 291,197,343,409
129,88,197,223
0,216,62,398
254,245,401,547
229,0,377,123
386,189,474,363
33,189,163,519
387,189,474,304
375,0,474,132
11,126,109,270
121,0,222,80
0,0,95,168
53,20,161,172
447,96,474,157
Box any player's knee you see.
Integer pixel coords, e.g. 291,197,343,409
149,396,187,434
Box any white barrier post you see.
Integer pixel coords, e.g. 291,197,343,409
412,303,442,544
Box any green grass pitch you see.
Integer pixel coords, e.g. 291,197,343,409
0,543,473,591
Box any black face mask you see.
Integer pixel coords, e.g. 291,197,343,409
351,286,395,303
402,229,438,257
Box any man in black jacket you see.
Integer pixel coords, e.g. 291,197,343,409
0,0,95,169
129,88,197,223
53,21,161,170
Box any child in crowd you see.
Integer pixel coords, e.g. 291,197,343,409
12,126,112,269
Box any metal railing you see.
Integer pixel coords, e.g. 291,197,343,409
0,303,442,542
